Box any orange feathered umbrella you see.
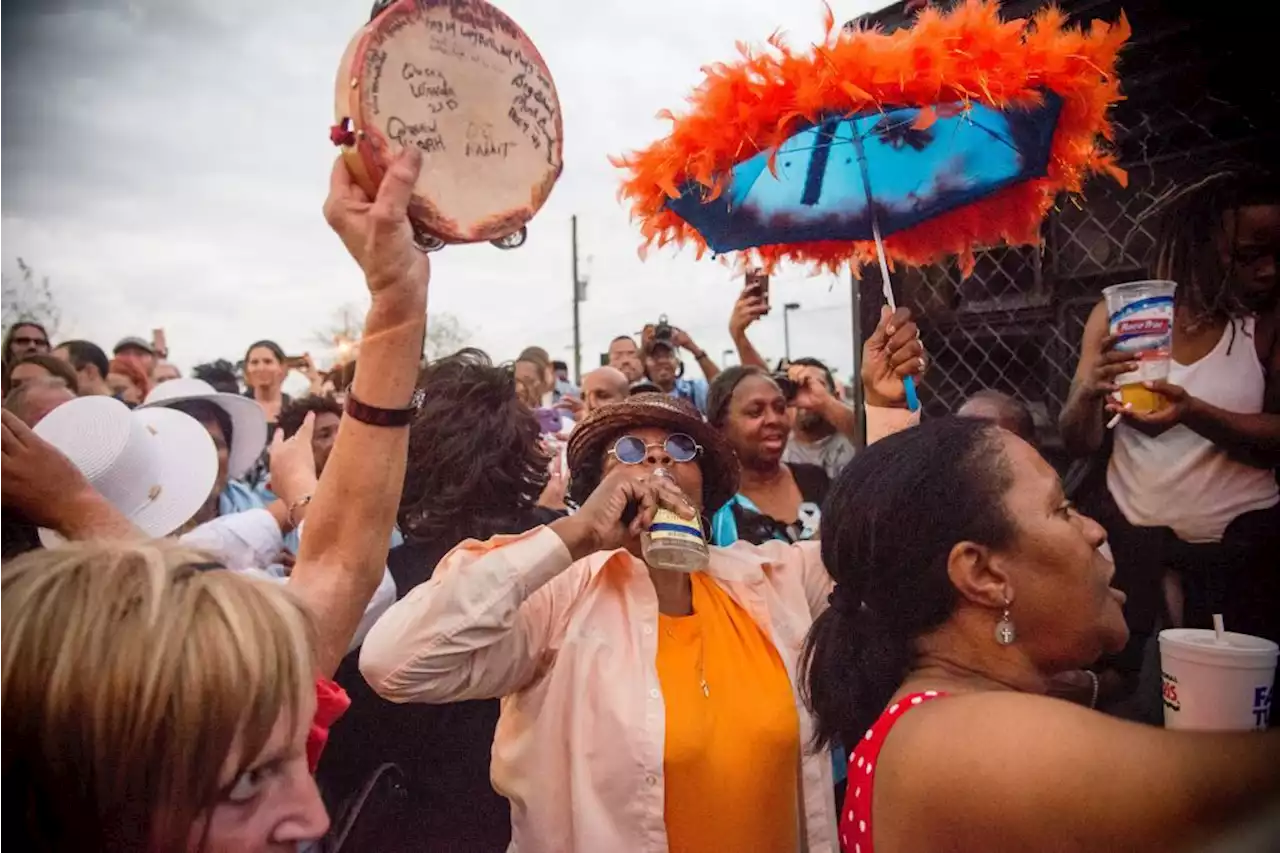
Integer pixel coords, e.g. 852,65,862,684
612,0,1130,278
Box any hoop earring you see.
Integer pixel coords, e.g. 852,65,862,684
995,596,1017,646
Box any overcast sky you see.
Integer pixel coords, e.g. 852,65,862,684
2,0,883,384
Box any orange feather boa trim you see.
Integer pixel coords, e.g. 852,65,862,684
611,1,1130,276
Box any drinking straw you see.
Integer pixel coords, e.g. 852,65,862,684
1106,401,1131,430
1213,613,1226,644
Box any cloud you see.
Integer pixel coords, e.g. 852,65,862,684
2,0,884,379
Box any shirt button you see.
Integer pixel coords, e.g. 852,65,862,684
649,688,660,699
646,774,658,786
643,625,654,636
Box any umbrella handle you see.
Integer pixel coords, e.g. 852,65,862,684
854,129,921,415
904,376,920,412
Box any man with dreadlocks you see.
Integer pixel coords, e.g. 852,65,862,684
1059,168,1280,720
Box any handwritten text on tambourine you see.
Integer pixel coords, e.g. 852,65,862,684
339,0,563,244
361,7,560,169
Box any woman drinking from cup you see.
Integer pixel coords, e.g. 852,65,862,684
359,310,923,853
1059,169,1280,717
803,417,1280,853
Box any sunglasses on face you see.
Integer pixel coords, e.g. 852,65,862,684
12,336,49,348
609,433,702,465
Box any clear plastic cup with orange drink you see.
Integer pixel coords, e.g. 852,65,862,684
1103,280,1178,413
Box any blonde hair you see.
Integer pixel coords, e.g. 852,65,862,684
2,540,316,852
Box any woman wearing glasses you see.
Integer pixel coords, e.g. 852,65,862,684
360,313,925,853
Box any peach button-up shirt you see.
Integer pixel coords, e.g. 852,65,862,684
361,407,917,853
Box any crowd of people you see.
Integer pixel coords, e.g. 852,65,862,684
2,146,1278,850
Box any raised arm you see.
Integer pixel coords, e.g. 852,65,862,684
1059,301,1136,457
672,327,721,381
288,148,428,677
1,410,140,543
860,305,925,440
728,283,770,370
881,692,1280,853
362,465,678,702
361,527,587,702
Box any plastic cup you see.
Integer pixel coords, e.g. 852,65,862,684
1102,280,1177,414
1159,628,1278,731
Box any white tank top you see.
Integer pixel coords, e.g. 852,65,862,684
1108,315,1279,543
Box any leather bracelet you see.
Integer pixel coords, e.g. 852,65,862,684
343,386,422,427
691,350,708,360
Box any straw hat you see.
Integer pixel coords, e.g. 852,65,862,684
33,396,218,545
566,393,739,512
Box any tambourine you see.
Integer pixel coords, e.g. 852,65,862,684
333,0,564,252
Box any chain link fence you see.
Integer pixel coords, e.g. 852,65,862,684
851,0,1279,457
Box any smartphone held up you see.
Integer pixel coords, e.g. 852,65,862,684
745,269,770,314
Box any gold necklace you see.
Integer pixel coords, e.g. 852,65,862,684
664,623,709,699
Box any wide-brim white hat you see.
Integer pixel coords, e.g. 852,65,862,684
142,378,268,480
33,396,218,546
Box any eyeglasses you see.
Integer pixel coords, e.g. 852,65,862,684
609,433,702,465
11,336,49,348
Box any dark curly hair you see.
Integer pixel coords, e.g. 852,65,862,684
398,349,550,544
278,395,343,440
1146,167,1280,326
192,360,241,394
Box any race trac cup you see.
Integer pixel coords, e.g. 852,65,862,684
1103,280,1177,414
1159,628,1278,732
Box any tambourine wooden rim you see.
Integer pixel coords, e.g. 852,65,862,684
333,0,564,247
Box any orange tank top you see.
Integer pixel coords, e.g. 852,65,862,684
656,572,800,853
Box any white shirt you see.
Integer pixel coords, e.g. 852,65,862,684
1109,316,1279,542
181,509,397,650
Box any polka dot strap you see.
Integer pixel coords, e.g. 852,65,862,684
837,691,947,853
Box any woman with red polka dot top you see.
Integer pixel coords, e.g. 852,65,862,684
801,418,1280,853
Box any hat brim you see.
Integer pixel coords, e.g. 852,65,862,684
39,407,219,546
566,393,740,512
141,392,268,480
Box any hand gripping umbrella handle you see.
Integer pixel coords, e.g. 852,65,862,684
871,216,920,413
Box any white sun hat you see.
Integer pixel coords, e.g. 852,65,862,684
142,378,268,480
32,395,218,545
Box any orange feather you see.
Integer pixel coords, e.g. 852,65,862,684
613,0,1129,277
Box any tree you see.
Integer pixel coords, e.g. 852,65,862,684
312,302,365,363
314,302,471,364
2,258,61,337
424,312,472,360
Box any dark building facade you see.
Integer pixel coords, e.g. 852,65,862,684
846,0,1278,455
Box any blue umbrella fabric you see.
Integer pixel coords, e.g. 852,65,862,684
665,95,1062,255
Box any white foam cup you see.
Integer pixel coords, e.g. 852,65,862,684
1159,628,1277,731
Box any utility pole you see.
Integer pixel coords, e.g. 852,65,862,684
571,215,582,384
783,302,801,361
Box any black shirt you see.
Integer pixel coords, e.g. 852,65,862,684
316,506,564,852
726,463,830,546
